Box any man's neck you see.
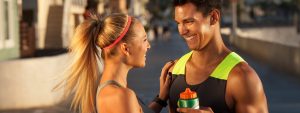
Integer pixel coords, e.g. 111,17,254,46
191,33,230,67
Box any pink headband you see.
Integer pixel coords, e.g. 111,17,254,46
104,16,132,49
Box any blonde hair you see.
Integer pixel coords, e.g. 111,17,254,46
56,13,136,113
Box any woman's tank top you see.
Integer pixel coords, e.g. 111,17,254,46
96,80,154,113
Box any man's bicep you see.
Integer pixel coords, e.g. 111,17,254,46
229,64,268,113
236,104,267,113
235,86,268,113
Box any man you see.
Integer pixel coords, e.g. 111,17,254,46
161,0,268,113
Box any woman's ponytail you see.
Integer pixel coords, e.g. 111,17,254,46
64,16,102,113
55,13,135,113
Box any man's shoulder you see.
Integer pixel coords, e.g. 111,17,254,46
228,62,259,83
226,60,268,113
227,62,264,97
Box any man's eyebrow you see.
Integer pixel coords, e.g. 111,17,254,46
183,18,194,22
175,17,194,23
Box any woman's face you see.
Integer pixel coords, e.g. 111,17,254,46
126,21,151,68
127,22,150,67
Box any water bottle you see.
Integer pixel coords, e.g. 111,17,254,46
177,88,200,109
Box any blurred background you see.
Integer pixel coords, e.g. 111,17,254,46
0,0,299,113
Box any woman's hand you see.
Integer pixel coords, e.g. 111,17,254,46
159,60,175,100
177,107,214,113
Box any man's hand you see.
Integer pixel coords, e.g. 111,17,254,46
177,107,214,113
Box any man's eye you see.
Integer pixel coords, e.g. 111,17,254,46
187,20,194,23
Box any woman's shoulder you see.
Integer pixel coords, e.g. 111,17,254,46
99,85,136,101
117,87,137,99
97,86,141,112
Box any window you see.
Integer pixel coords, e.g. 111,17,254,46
0,0,15,49
4,0,9,41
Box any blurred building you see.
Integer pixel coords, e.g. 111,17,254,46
0,0,150,61
0,0,87,61
0,0,90,110
0,0,20,61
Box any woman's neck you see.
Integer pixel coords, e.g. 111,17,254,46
100,60,131,88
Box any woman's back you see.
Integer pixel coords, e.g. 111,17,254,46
96,80,142,113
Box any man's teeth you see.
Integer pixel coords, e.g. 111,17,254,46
186,36,194,40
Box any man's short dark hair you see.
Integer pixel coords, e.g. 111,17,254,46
173,0,222,16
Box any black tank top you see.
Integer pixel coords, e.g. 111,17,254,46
169,51,244,113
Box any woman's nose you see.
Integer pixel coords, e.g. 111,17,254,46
147,41,151,49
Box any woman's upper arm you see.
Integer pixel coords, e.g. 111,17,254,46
101,88,141,113
118,89,142,113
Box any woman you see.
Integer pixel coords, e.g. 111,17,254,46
59,13,173,113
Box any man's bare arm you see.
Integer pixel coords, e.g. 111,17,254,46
227,62,268,113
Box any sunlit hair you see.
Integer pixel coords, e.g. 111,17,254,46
173,0,222,16
55,13,136,113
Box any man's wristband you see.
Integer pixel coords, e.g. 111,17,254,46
153,95,167,107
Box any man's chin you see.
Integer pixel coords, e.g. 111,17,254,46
187,43,197,50
135,63,145,68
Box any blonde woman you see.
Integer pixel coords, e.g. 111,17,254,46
58,13,173,113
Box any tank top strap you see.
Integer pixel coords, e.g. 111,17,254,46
172,51,245,80
210,52,245,80
98,80,123,92
172,51,193,75
97,80,123,99
96,80,123,113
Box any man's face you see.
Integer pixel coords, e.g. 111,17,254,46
174,3,213,50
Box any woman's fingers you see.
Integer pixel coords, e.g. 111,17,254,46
159,60,175,100
160,60,175,81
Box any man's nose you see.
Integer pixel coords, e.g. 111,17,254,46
178,24,188,35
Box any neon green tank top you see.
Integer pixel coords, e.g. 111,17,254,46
172,51,245,80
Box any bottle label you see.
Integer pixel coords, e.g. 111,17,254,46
177,98,200,109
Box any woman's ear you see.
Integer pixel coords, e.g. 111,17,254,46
120,43,130,56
